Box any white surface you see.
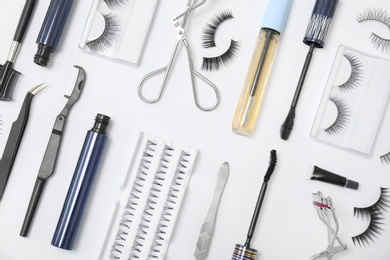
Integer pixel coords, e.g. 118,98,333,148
0,0,389,260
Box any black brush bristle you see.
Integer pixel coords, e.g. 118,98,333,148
280,108,295,140
264,150,277,182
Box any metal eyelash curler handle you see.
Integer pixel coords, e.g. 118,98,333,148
137,0,220,112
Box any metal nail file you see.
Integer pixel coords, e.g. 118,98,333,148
20,66,86,237
194,162,229,260
0,83,47,200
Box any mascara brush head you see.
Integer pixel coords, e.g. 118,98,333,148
280,107,295,140
264,150,277,182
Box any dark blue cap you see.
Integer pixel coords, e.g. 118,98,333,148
303,0,339,48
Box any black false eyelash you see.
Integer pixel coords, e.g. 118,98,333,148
325,96,350,136
352,187,390,247
202,40,241,71
338,52,363,92
202,9,234,48
380,152,390,165
104,0,129,9
357,9,390,52
109,141,156,259
86,12,121,53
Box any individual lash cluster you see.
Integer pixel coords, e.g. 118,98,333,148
201,10,241,71
352,187,390,247
99,133,197,260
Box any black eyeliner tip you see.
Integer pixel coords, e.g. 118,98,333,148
264,150,277,182
280,108,295,140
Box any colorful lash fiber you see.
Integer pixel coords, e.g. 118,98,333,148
99,132,197,260
352,187,390,247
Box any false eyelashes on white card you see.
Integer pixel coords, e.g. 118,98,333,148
79,0,158,65
311,45,390,156
99,132,197,260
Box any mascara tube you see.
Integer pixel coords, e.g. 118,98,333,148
232,0,292,136
52,114,110,250
34,0,74,67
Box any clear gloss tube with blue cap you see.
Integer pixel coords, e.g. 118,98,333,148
51,114,110,250
232,0,292,136
34,0,74,67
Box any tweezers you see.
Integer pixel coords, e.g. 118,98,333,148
0,83,47,200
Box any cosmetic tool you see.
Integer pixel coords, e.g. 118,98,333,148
34,0,74,67
137,0,220,111
232,150,277,260
52,114,110,250
0,83,47,200
310,191,347,259
232,0,292,136
308,166,359,190
194,162,229,260
0,0,37,100
280,0,339,140
201,9,234,48
380,152,390,165
20,66,86,237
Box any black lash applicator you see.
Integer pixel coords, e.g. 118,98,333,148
0,0,37,100
280,0,339,140
232,150,277,260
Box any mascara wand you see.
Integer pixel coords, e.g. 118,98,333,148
280,0,339,140
232,150,277,260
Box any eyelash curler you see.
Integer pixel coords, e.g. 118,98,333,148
310,191,347,260
137,0,220,112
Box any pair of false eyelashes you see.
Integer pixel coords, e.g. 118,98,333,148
201,10,241,72
109,141,190,259
85,0,130,53
357,8,390,52
352,187,390,247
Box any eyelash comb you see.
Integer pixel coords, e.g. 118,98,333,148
280,0,339,140
232,150,277,260
20,66,86,237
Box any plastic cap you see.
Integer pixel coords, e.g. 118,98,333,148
345,179,359,190
261,0,293,34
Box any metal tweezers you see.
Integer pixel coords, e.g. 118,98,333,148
137,0,220,112
310,191,348,260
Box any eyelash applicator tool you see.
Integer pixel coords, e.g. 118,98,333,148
280,0,338,140
20,66,86,237
137,0,220,111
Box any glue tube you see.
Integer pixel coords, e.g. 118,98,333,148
52,114,110,250
232,0,292,136
308,165,359,190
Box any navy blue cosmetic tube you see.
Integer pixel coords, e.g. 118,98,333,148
34,0,74,67
51,114,110,250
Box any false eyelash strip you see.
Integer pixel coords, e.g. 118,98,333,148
380,152,390,165
104,0,129,9
85,12,121,53
202,9,234,48
352,187,390,247
80,0,159,65
310,45,390,156
202,40,241,71
99,132,197,260
324,96,350,136
357,9,390,52
338,52,362,92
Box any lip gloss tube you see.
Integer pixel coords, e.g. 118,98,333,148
51,114,110,250
232,0,292,136
34,0,74,67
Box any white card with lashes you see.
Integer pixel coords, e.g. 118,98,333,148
99,132,197,260
79,0,158,66
311,45,390,156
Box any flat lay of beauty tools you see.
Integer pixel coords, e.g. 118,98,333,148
0,0,390,259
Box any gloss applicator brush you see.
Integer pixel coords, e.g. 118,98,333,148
232,150,277,260
280,0,339,140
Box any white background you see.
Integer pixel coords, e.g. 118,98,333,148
0,0,390,259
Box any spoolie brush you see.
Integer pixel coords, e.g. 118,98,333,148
232,149,277,260
280,0,339,140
